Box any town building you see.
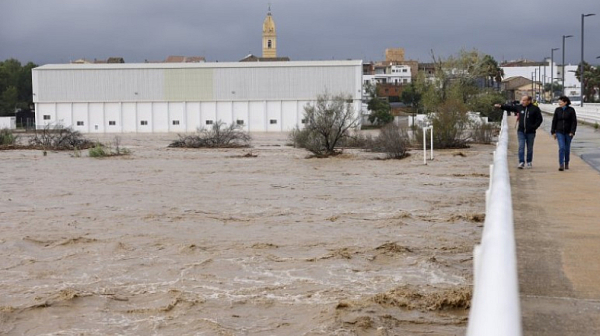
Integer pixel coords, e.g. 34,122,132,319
501,59,582,101
385,48,405,62
501,76,541,101
362,64,411,99
71,57,125,64
163,56,206,63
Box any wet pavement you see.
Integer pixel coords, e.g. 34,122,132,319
508,115,600,335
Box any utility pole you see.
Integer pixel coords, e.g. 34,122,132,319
551,48,560,102
543,58,547,102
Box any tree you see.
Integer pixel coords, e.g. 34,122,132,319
424,99,471,148
544,82,563,97
1,86,18,114
400,82,422,114
479,55,504,89
574,62,600,102
290,92,359,157
365,82,393,125
0,59,38,115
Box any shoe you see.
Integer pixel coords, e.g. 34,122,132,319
518,162,524,169
559,165,564,171
565,163,569,170
526,162,532,169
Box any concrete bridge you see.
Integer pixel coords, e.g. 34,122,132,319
509,114,600,335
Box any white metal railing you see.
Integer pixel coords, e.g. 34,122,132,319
539,103,600,125
422,125,433,164
466,112,522,336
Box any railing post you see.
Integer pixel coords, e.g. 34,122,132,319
422,126,433,164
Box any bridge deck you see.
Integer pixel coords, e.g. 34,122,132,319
508,116,600,335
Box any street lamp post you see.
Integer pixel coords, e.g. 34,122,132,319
543,58,548,102
538,63,542,101
596,56,600,102
551,47,560,102
562,35,573,96
534,68,540,101
531,72,535,99
581,13,595,107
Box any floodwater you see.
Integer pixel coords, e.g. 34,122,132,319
0,133,492,335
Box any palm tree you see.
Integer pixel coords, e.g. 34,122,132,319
574,62,600,102
479,55,503,89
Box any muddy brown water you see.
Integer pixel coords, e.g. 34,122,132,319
0,133,491,335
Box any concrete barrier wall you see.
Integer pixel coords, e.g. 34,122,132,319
540,103,600,125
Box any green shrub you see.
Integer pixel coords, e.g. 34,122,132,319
88,143,108,157
0,128,18,145
86,137,131,158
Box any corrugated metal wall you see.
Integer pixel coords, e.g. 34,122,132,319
34,62,361,103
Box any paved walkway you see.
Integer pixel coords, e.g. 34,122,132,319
508,116,600,335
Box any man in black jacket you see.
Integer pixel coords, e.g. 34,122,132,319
494,96,543,169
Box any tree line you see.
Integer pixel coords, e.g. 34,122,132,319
0,59,37,116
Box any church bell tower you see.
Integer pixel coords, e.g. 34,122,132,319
262,6,277,58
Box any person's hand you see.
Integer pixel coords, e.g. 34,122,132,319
569,133,574,137
494,104,501,108
553,134,557,139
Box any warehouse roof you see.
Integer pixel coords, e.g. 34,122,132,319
34,60,362,71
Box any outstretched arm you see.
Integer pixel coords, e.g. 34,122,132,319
494,104,517,113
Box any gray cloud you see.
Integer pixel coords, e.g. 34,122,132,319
1,0,599,65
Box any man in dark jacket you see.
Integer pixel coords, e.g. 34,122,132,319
494,96,543,169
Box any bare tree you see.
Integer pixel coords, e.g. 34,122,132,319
290,93,359,157
370,122,410,159
29,124,94,150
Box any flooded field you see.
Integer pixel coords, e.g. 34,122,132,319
0,132,492,335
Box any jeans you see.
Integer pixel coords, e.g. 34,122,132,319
556,132,573,166
517,131,536,164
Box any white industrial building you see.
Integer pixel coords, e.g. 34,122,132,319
0,116,16,130
32,60,363,133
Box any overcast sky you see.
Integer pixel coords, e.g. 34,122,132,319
1,0,599,66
